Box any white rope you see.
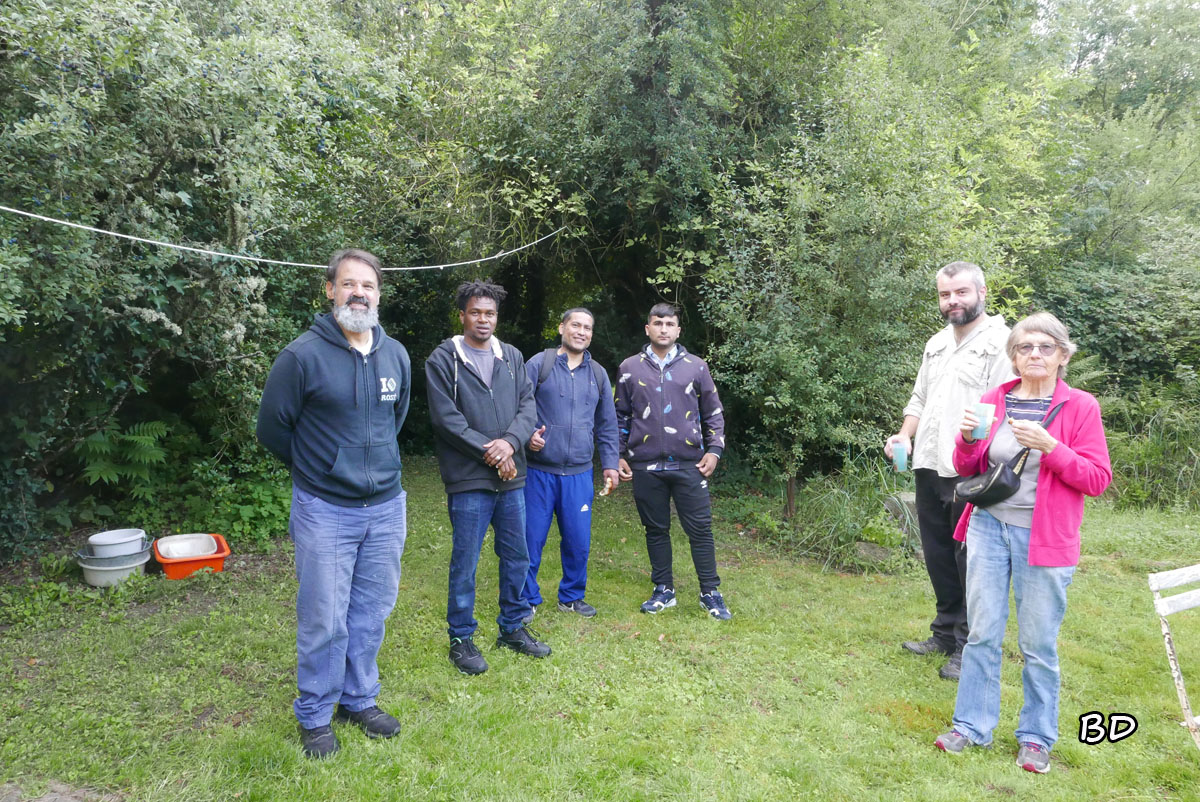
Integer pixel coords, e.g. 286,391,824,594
382,226,566,271
0,204,565,271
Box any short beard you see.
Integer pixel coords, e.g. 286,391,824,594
561,339,586,355
943,297,985,326
333,302,378,334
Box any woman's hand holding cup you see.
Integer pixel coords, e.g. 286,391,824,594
960,406,981,442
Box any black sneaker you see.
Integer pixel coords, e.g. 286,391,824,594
640,585,676,614
699,590,732,620
334,704,401,738
939,647,963,681
300,724,340,759
496,626,552,658
558,599,597,617
901,636,956,656
449,636,488,675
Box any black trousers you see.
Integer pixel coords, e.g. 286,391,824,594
631,467,721,593
914,469,968,649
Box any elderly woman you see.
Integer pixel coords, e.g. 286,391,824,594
934,312,1111,773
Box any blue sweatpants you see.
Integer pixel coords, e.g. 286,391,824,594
523,466,593,606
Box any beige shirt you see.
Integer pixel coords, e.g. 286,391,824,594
903,314,1013,477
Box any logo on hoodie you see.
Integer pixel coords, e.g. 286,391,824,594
380,376,398,402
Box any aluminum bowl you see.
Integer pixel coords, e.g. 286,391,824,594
75,541,152,568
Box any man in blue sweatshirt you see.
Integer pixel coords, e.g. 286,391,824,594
426,280,549,676
521,308,620,620
256,249,411,759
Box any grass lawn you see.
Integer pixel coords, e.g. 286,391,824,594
2,456,1198,801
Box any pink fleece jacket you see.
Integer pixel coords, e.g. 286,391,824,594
952,377,1112,566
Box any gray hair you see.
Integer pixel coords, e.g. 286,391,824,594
936,260,985,291
326,249,383,286
1007,312,1078,379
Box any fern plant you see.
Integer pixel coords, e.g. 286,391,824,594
74,422,169,500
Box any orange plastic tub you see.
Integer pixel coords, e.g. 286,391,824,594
153,533,231,579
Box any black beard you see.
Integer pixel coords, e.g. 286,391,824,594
943,298,985,326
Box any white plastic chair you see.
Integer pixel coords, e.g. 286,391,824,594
1148,562,1200,752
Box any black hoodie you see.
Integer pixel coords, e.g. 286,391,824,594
256,312,411,506
425,336,537,493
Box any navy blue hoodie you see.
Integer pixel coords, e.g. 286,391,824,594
526,349,619,476
256,313,411,506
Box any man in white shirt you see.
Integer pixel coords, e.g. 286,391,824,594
885,261,1012,681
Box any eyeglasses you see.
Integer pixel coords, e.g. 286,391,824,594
1016,343,1058,356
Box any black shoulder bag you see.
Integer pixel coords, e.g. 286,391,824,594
953,402,1064,507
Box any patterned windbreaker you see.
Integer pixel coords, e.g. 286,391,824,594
614,344,726,470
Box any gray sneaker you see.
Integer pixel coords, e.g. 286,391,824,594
1016,742,1051,773
521,604,538,625
934,729,982,754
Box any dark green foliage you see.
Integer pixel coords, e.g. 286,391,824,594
2,0,1199,561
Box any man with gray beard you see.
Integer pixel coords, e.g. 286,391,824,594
257,249,412,758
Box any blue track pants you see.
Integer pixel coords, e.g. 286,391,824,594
523,466,593,606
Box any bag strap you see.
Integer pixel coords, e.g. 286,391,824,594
1009,401,1066,475
590,359,609,393
536,348,558,391
537,348,609,394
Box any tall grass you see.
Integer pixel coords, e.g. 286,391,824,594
1102,380,1200,509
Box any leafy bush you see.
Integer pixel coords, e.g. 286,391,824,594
1103,379,1200,509
717,453,910,569
122,448,291,551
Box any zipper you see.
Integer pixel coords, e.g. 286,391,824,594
363,349,373,503
568,366,576,466
658,359,667,466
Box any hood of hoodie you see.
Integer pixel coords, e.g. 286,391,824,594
255,312,411,507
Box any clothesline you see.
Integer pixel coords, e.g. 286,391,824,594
0,204,565,272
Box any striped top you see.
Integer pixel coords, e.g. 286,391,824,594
985,393,1053,528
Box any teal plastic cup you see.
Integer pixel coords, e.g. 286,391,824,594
892,442,908,472
971,402,996,440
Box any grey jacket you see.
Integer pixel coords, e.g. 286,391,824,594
425,336,537,493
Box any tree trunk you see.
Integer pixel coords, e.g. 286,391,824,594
785,475,796,520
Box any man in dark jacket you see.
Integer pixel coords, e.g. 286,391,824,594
425,280,549,675
257,249,410,759
521,308,620,620
615,303,731,620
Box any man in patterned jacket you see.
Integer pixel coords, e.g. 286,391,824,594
615,303,731,620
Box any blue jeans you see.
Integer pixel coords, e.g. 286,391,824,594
289,486,407,729
952,508,1075,750
446,489,532,640
523,467,593,606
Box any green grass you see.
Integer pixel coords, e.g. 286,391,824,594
2,457,1199,801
